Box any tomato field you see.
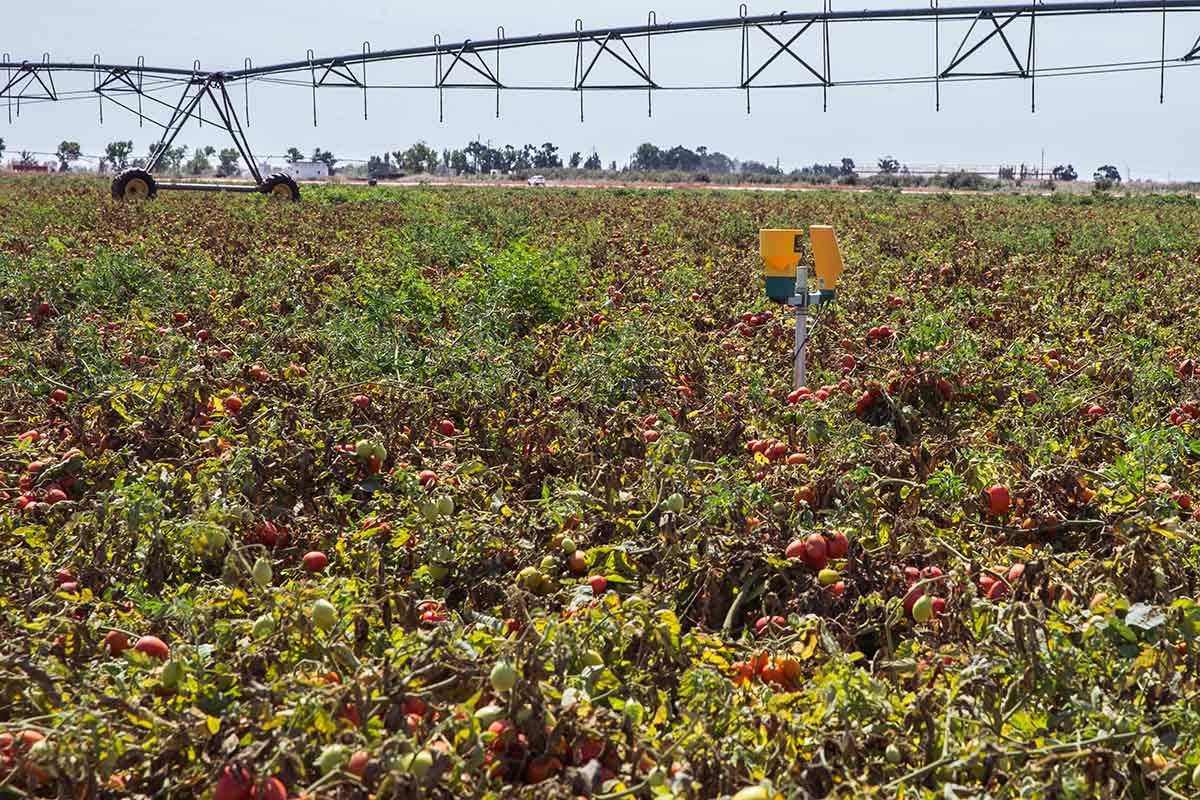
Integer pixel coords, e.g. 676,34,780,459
2,176,1200,798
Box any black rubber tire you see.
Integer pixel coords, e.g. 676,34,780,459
261,173,301,202
111,168,158,202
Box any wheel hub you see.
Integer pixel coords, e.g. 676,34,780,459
124,179,150,200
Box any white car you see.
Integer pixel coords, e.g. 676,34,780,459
527,175,546,186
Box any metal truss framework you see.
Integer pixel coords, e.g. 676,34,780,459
3,0,1200,195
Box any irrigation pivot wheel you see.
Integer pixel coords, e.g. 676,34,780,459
112,169,158,202
262,173,301,203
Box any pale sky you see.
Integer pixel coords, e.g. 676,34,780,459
3,0,1198,179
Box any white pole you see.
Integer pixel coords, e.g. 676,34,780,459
794,265,807,389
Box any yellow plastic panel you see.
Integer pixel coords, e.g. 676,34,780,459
810,225,844,290
759,229,804,276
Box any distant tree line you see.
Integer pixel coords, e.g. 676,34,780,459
2,133,1139,192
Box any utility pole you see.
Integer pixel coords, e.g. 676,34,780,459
1040,147,1045,178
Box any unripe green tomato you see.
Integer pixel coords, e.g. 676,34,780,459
252,614,275,638
312,599,337,631
251,557,273,588
885,743,902,763
403,750,433,777
540,555,559,573
490,661,517,693
1153,569,1167,590
665,493,685,514
772,501,788,518
436,496,454,516
581,649,604,668
624,698,645,726
317,744,350,775
421,501,440,522
429,562,449,582
371,442,387,462
912,594,934,623
161,659,185,690
355,439,373,459
560,536,577,554
474,704,505,726
206,527,228,552
517,566,540,588
1191,762,1200,789
818,568,841,586
647,766,667,787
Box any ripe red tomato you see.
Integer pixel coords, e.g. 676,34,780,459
804,534,828,565
213,765,252,800
104,630,130,656
345,750,370,778
50,388,69,404
352,394,370,409
588,575,607,594
986,484,1011,516
902,585,924,616
784,540,806,561
224,395,243,414
439,419,457,435
418,470,438,487
826,531,849,559
303,551,328,572
255,778,287,800
135,636,170,660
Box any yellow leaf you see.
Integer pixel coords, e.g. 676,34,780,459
206,716,221,735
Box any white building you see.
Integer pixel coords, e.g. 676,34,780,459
261,161,330,181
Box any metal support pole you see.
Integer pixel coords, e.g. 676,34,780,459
793,266,808,389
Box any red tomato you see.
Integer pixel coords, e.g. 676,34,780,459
134,636,170,660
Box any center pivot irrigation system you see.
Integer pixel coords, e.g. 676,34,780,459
4,0,1200,202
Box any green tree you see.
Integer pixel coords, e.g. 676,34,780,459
0,137,6,161
17,150,38,168
631,143,662,171
584,152,602,170
1051,164,1078,182
312,148,338,171
877,156,900,175
1094,165,1121,183
285,147,304,164
217,148,241,177
55,141,82,172
186,145,215,176
840,157,856,177
149,143,187,175
104,140,135,172
569,151,582,169
394,141,439,174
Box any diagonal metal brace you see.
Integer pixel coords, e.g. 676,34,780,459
941,10,1028,77
1185,32,1200,59
741,20,827,87
1,62,59,103
439,40,503,88
576,32,658,89
317,59,364,87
